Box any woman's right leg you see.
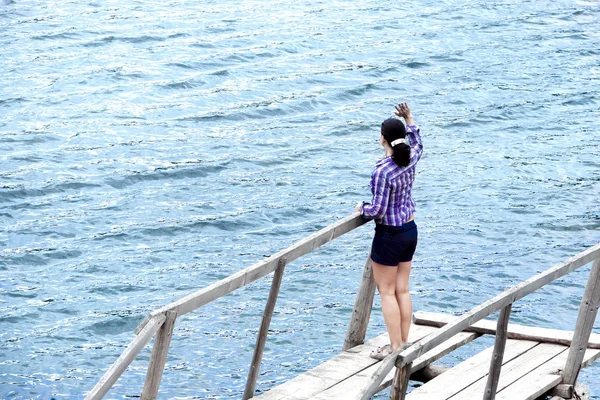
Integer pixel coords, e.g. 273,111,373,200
395,261,413,343
372,260,403,351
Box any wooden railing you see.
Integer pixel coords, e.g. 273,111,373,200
358,242,600,400
85,213,369,399
85,209,600,400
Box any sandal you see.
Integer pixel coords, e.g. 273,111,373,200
370,344,392,360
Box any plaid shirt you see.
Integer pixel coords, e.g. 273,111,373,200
360,125,423,226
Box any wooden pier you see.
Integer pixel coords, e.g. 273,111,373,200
84,214,600,400
254,312,600,400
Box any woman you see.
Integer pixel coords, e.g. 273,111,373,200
355,102,423,360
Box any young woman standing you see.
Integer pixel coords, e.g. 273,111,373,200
355,102,423,359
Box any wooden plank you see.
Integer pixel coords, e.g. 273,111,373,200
495,347,600,400
255,325,438,400
414,311,600,349
310,330,480,400
483,304,512,400
135,213,368,334
243,258,287,400
141,311,177,400
343,253,376,351
85,314,166,400
563,257,600,385
404,339,538,400
358,242,600,400
450,343,567,400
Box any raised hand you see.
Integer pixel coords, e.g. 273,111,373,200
394,102,414,125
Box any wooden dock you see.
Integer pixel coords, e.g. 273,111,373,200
255,311,600,400
84,214,600,400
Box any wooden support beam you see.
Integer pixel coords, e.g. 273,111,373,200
343,253,376,351
243,258,287,400
548,382,591,400
141,311,177,400
562,257,600,387
135,213,368,334
551,384,573,399
85,314,165,400
414,311,600,349
357,242,600,400
483,304,512,400
390,362,412,400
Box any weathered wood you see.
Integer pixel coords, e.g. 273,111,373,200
551,384,573,399
450,343,567,400
255,325,438,400
548,382,591,399
403,339,538,400
563,257,600,386
243,258,287,400
85,314,166,400
409,344,600,400
548,384,591,400
390,362,412,400
135,213,368,334
304,325,479,400
358,242,600,400
308,330,478,399
414,311,600,349
141,311,177,400
484,304,513,400
343,253,376,351
493,347,600,400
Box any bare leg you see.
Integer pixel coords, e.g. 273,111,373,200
372,260,403,351
395,261,413,343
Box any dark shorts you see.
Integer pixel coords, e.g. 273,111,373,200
370,221,418,266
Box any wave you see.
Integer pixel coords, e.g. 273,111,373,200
0,182,102,203
104,164,226,189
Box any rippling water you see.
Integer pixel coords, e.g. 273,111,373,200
1,0,599,398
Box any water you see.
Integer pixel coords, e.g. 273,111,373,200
1,0,599,398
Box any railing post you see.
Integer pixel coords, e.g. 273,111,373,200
243,258,287,400
141,311,177,400
390,361,412,400
85,314,165,400
483,303,512,400
562,257,600,390
343,253,376,351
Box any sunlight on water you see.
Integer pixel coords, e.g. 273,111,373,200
1,0,599,398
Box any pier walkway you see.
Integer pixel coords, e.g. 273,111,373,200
84,214,600,400
256,312,600,400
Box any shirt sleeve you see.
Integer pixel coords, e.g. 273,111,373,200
406,125,423,167
360,168,390,220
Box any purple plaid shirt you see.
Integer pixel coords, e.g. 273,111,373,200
360,125,423,226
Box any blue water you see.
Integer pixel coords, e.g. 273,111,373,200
1,0,599,398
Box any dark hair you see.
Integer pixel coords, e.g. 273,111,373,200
381,118,410,167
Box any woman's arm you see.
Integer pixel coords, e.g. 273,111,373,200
360,168,390,220
395,102,423,164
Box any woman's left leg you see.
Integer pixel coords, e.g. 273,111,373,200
371,261,403,351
